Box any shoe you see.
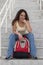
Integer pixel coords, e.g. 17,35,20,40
5,56,13,60
34,57,38,59
32,56,38,59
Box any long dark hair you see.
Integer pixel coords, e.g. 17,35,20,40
12,9,29,25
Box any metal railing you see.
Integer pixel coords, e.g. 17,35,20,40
40,0,43,10
37,0,43,10
0,0,15,57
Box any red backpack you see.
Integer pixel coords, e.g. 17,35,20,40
14,37,30,53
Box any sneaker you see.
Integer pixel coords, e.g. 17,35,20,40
5,56,13,60
31,56,38,59
34,57,38,59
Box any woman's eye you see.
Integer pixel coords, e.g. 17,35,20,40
21,15,25,17
21,14,23,16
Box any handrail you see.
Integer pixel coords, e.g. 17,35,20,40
37,0,43,10
0,0,12,28
40,0,42,10
0,0,8,15
0,28,1,57
0,0,9,57
40,0,43,10
0,0,15,57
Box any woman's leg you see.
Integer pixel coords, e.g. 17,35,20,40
24,32,37,58
6,33,19,58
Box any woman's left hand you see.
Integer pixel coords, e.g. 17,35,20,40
22,20,32,32
22,20,27,24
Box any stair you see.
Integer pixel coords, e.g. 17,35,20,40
0,60,43,65
1,0,43,59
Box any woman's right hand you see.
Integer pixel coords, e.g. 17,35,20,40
13,31,23,40
18,33,23,40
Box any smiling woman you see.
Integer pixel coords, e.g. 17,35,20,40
5,9,37,59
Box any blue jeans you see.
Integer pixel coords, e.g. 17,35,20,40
6,32,37,57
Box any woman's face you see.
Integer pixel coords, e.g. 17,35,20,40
19,12,26,21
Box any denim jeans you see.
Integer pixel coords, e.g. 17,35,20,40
6,32,37,57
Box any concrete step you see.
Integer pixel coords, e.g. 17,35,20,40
14,5,39,11
30,19,43,23
14,0,39,10
1,48,7,57
15,1,38,6
1,60,43,65
15,0,38,6
31,22,43,33
15,0,37,3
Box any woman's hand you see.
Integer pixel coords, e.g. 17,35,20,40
13,31,23,40
18,33,23,40
22,20,32,32
22,20,27,24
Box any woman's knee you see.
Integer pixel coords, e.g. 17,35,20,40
28,32,34,38
30,32,34,36
9,33,15,39
9,33,19,40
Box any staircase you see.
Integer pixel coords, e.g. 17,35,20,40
1,0,43,59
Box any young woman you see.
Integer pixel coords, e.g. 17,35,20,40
6,9,37,59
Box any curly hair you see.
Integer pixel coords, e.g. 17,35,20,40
12,9,29,25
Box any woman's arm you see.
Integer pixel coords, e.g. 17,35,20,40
12,22,23,36
25,21,32,32
12,24,20,35
12,22,16,33
12,23,23,40
23,20,32,32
